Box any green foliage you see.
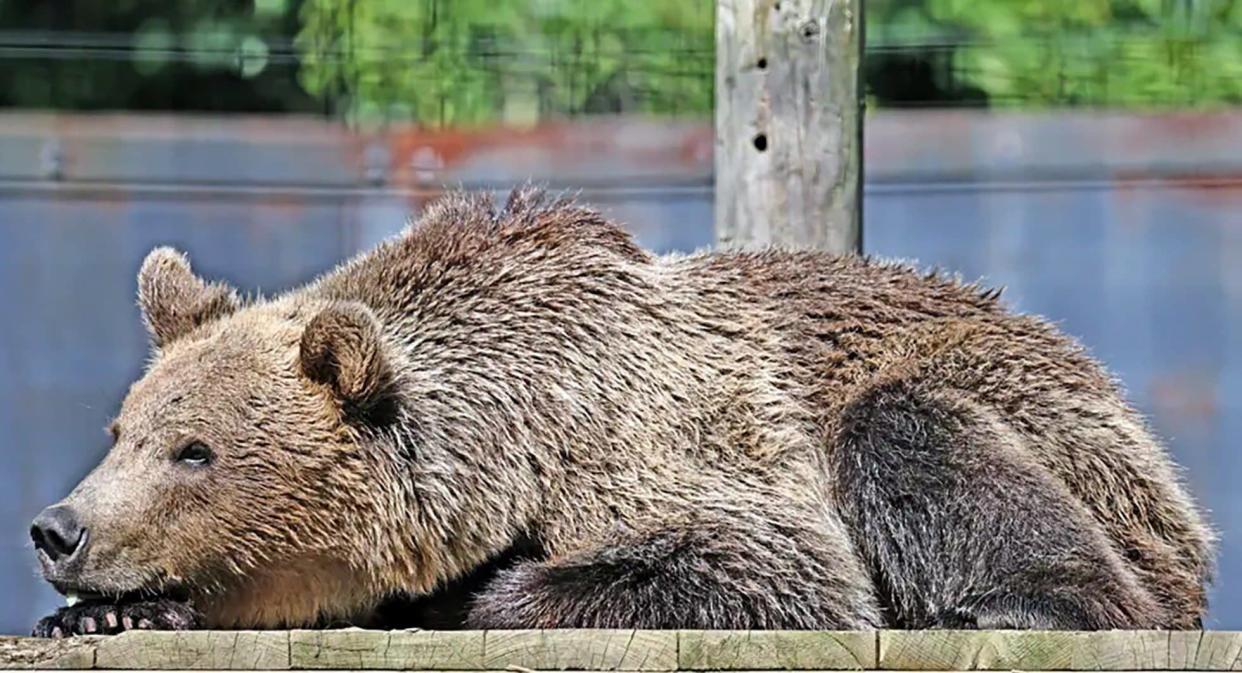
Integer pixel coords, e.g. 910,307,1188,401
294,0,714,126
0,0,318,112
0,0,1237,116
295,0,1240,124
867,0,1242,108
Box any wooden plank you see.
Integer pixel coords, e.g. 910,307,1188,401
878,630,1077,671
715,0,862,253
289,629,484,670
677,631,875,670
483,630,677,671
1187,631,1242,670
93,631,287,670
1074,631,1242,671
0,636,98,669
879,630,1242,671
2,629,1241,671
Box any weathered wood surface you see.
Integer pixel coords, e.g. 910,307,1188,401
879,630,1242,671
94,631,289,670
484,629,677,671
679,631,873,670
0,634,98,669
291,630,482,670
715,0,862,253
2,630,1242,670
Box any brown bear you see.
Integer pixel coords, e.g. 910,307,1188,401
31,188,1212,636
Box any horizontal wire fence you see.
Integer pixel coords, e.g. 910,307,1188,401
0,24,1239,119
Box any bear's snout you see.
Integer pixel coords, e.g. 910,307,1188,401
31,505,87,566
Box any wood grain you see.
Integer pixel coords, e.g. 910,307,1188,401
715,0,862,253
290,629,484,670
3,630,1241,670
483,630,676,671
93,631,288,670
879,630,1242,671
678,630,875,670
0,635,98,669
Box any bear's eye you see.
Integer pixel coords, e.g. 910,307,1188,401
175,441,213,467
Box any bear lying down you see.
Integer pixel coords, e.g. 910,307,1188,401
31,188,1212,636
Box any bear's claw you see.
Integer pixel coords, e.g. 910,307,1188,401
32,598,201,637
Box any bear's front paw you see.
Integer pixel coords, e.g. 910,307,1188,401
32,598,201,638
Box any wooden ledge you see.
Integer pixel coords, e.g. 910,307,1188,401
0,630,1239,671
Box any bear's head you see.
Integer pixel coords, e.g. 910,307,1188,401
29,247,473,628
30,190,638,629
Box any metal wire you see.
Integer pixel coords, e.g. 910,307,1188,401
0,27,1235,112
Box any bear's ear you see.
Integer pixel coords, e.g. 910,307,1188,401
300,301,391,408
137,247,240,348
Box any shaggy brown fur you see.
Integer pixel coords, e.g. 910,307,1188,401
32,188,1212,635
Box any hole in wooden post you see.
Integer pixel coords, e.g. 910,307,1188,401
752,133,768,152
800,20,821,41
757,57,767,70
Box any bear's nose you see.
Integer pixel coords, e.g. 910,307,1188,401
31,505,87,563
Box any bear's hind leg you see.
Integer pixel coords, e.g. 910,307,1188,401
833,375,1166,630
466,509,880,630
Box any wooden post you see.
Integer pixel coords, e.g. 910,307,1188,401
715,0,863,253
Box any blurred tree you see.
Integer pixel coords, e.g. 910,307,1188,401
294,0,713,125
0,0,1237,116
0,0,318,112
866,0,1242,108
